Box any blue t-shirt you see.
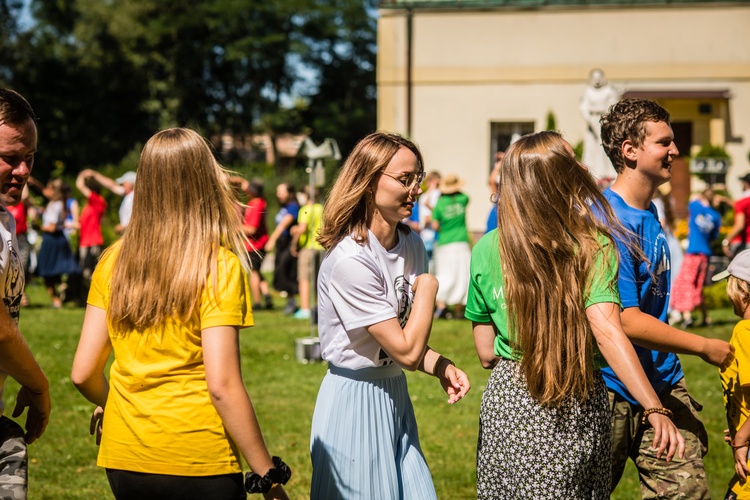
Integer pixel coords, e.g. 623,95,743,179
601,188,684,404
486,203,498,234
686,199,721,256
275,202,300,237
408,202,420,225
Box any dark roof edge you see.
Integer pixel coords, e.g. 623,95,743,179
379,1,750,11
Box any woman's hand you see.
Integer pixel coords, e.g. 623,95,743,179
646,412,685,461
263,484,290,500
437,362,470,404
90,406,104,445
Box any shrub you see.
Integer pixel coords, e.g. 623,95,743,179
704,280,731,309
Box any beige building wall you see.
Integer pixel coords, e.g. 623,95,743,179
378,4,750,232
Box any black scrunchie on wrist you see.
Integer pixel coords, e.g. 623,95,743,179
245,456,292,494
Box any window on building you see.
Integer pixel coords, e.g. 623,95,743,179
490,121,534,170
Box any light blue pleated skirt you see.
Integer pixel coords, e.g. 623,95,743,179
310,364,438,500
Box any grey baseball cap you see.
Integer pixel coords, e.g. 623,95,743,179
116,171,137,185
712,249,750,282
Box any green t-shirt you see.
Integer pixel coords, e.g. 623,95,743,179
432,192,470,245
464,229,621,365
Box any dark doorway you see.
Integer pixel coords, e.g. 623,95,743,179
671,122,693,219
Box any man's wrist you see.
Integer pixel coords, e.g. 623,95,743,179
434,356,454,377
25,373,49,395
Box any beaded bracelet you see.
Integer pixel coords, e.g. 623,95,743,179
640,407,674,425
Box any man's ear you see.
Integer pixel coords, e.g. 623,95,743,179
622,140,638,162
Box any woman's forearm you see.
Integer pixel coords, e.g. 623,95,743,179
367,274,438,370
209,380,275,474
74,374,109,409
588,303,661,409
203,326,276,475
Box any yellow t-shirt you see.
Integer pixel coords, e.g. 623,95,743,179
88,244,254,476
297,203,323,250
721,319,750,498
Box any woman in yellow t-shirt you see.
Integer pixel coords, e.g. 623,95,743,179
71,128,290,500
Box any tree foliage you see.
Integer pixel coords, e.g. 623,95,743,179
0,0,376,177
297,0,377,156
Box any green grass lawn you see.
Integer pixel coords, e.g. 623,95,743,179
6,283,739,498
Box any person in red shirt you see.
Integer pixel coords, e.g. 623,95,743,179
724,173,750,257
75,169,108,299
237,177,273,310
7,187,32,307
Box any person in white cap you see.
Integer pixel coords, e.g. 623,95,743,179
86,170,136,234
714,249,750,499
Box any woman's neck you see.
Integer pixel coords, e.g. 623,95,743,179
369,214,398,250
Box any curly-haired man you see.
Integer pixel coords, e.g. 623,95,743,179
599,98,733,498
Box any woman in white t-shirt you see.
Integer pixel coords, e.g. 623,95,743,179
36,178,79,308
310,132,471,500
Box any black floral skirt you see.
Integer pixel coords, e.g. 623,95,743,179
477,358,611,499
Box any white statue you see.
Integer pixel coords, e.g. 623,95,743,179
580,69,621,183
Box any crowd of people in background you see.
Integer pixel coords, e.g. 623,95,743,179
11,161,342,324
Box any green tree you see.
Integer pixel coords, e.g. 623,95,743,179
1,0,376,173
3,0,155,176
545,110,557,131
298,0,377,156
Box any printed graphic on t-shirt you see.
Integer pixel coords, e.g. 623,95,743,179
441,204,466,220
695,213,717,235
653,233,669,299
394,275,413,328
377,348,392,365
3,240,22,323
492,285,506,309
376,274,414,366
724,376,739,422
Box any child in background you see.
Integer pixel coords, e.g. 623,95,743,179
716,249,750,499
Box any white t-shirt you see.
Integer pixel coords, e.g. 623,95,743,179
0,208,25,416
119,191,134,227
42,199,65,230
418,188,441,244
317,229,428,370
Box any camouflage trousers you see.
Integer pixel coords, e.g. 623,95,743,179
609,378,709,499
0,416,27,500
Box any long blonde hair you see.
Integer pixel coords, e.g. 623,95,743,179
497,131,625,406
317,131,423,249
106,128,249,334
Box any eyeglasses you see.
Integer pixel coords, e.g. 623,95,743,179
381,170,425,191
